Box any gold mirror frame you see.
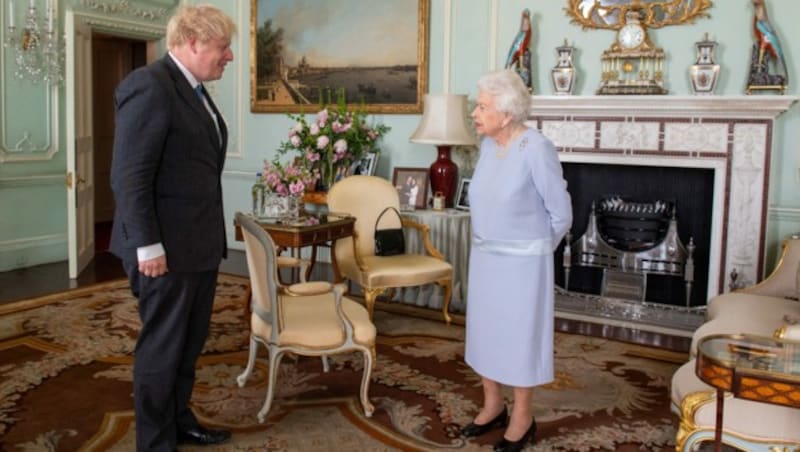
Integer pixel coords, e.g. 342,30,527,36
564,0,712,30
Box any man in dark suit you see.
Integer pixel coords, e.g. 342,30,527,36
109,5,235,451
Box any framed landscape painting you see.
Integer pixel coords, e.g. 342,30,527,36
250,0,429,114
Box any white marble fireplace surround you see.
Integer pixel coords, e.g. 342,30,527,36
528,95,798,303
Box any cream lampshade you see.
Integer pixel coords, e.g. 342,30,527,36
410,94,476,208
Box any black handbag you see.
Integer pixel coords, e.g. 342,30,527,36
374,207,405,256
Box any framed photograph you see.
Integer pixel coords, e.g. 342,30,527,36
392,167,429,210
351,152,378,176
456,178,471,210
250,0,429,114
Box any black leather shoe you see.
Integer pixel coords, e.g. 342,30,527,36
460,406,508,438
493,417,537,452
177,425,231,445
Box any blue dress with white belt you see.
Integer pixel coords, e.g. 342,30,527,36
464,128,572,387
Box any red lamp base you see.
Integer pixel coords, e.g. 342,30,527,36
429,145,459,208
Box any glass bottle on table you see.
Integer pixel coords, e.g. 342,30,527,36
251,172,264,216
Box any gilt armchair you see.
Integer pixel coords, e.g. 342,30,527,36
326,175,454,324
234,212,376,422
671,236,800,451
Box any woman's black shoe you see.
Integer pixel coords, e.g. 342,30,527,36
460,406,508,437
493,417,537,452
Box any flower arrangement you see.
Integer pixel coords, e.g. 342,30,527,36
278,91,390,190
260,158,317,196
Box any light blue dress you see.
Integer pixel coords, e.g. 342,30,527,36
464,128,572,387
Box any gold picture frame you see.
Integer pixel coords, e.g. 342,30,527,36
250,0,429,114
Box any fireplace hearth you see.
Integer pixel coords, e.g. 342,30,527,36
529,95,798,330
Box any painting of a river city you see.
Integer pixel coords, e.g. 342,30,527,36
251,0,428,113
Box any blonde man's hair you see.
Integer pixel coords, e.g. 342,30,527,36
166,4,236,49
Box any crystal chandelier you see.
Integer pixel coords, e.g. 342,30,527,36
3,0,64,85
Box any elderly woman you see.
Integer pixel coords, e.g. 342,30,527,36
461,69,572,451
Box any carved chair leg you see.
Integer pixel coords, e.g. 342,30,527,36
359,345,375,417
363,288,383,319
437,278,453,325
236,335,258,387
258,346,284,423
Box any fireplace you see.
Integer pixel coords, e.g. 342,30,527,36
528,95,797,328
559,164,713,307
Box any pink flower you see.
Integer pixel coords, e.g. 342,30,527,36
333,139,348,154
305,150,320,162
310,123,320,135
317,108,329,127
289,181,305,194
290,135,301,147
316,135,330,149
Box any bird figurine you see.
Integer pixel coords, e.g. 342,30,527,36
751,0,788,87
505,9,532,70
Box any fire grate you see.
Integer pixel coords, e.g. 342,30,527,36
563,196,695,307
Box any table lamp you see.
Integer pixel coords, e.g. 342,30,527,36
410,94,477,208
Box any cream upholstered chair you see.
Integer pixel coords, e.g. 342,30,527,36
670,237,800,451
326,175,454,323
234,212,376,422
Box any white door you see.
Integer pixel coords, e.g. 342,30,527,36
66,11,94,279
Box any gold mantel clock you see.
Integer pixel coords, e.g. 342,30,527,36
564,0,713,95
599,10,666,95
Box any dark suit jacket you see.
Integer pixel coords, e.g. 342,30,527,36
110,55,228,272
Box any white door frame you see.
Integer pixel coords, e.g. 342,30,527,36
65,10,165,279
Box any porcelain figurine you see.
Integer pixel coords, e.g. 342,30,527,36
747,0,788,94
505,8,533,92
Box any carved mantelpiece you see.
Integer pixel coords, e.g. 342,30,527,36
528,95,799,300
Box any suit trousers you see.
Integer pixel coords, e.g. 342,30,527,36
124,261,218,452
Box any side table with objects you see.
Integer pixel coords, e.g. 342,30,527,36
233,211,355,282
695,334,800,452
398,208,471,314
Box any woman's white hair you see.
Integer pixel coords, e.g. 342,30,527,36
477,69,531,123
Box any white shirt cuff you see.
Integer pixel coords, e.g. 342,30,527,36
137,243,165,262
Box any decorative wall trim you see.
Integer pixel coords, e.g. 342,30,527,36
769,206,800,222
78,13,167,39
0,233,67,272
225,0,244,160
0,234,67,252
0,174,63,188
443,0,452,94
530,95,799,119
78,0,171,21
224,169,259,179
530,95,798,300
489,0,498,70
0,88,60,163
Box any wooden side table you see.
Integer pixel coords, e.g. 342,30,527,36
234,212,355,281
695,334,800,452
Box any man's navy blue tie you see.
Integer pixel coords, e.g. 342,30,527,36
194,84,204,100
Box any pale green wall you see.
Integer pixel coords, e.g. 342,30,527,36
2,0,800,274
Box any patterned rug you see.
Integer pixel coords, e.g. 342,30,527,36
0,274,687,451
